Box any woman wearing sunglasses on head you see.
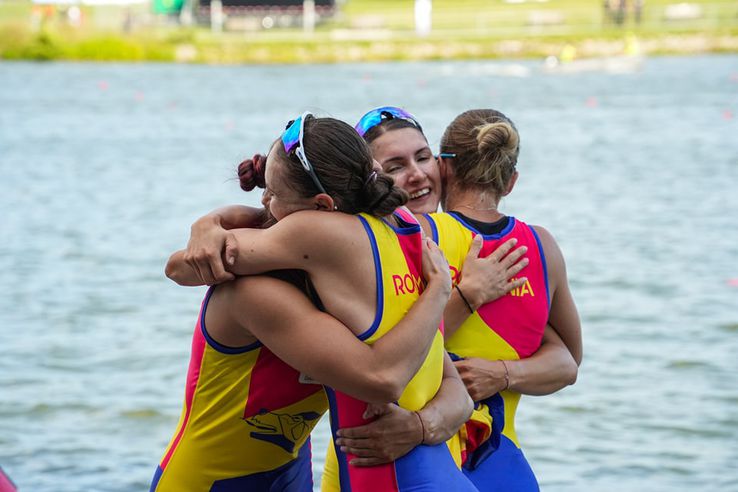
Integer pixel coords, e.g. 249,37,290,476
182,108,577,489
309,107,580,492
161,114,481,492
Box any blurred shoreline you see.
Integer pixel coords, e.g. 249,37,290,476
2,29,737,63
2,0,737,63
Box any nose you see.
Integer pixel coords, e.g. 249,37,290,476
406,161,425,184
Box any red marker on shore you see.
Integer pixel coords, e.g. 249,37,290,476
727,278,738,287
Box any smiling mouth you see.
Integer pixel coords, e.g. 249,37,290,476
409,188,431,200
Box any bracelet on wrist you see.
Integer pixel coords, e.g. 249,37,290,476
413,410,426,445
500,360,510,391
455,284,474,314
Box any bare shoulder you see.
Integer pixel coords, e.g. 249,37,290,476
530,224,569,289
276,210,369,256
530,225,563,261
229,275,306,311
277,210,365,239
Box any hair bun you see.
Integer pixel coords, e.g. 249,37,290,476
477,122,519,156
237,153,266,191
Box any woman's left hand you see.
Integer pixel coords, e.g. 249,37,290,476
453,357,508,401
334,403,423,467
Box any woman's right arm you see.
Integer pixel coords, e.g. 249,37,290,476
166,211,333,286
454,324,577,399
532,225,582,364
222,238,452,404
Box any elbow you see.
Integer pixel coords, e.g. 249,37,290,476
461,391,474,422
165,255,182,284
371,372,405,404
165,252,192,286
564,359,578,386
164,256,177,281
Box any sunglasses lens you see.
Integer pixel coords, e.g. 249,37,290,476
355,106,420,137
282,116,302,154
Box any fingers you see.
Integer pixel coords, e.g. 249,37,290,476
501,245,528,270
505,276,528,293
363,402,391,420
465,234,483,260
349,457,388,467
506,258,529,280
184,252,210,285
337,425,371,440
185,250,232,285
487,237,517,262
336,436,371,450
224,236,239,267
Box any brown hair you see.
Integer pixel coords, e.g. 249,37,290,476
440,109,520,196
362,118,427,146
272,116,408,216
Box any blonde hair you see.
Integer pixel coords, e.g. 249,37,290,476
440,109,519,196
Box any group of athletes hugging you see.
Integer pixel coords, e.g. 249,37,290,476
150,106,582,492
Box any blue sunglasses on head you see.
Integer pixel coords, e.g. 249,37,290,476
281,111,328,195
354,106,422,138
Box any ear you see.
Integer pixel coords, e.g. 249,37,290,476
438,156,451,182
313,193,336,212
502,171,519,197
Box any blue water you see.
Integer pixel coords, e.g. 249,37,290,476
1,55,737,491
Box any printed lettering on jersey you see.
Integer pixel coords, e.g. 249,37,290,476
450,265,461,285
391,272,422,296
507,277,535,298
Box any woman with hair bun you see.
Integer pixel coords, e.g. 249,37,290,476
408,109,581,491
158,114,479,491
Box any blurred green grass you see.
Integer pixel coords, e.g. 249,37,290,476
1,0,736,62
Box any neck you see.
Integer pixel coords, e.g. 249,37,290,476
443,183,502,222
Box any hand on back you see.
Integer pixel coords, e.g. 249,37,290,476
458,236,530,309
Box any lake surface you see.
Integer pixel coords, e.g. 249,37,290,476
1,55,737,491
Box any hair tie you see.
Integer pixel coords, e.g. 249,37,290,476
364,170,378,187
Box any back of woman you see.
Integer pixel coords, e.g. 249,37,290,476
426,212,548,484
426,109,580,491
325,209,473,492
151,273,329,492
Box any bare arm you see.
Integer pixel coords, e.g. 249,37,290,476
223,239,451,404
174,205,270,285
197,204,269,230
454,324,577,399
166,211,336,286
532,225,582,365
335,352,473,466
443,236,529,339
505,325,577,394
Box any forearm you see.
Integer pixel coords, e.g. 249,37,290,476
442,287,478,339
506,342,577,396
165,250,205,286
372,281,451,390
199,205,268,230
418,373,473,445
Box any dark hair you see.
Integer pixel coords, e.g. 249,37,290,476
440,109,520,196
362,118,427,146
237,153,267,191
272,116,408,216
